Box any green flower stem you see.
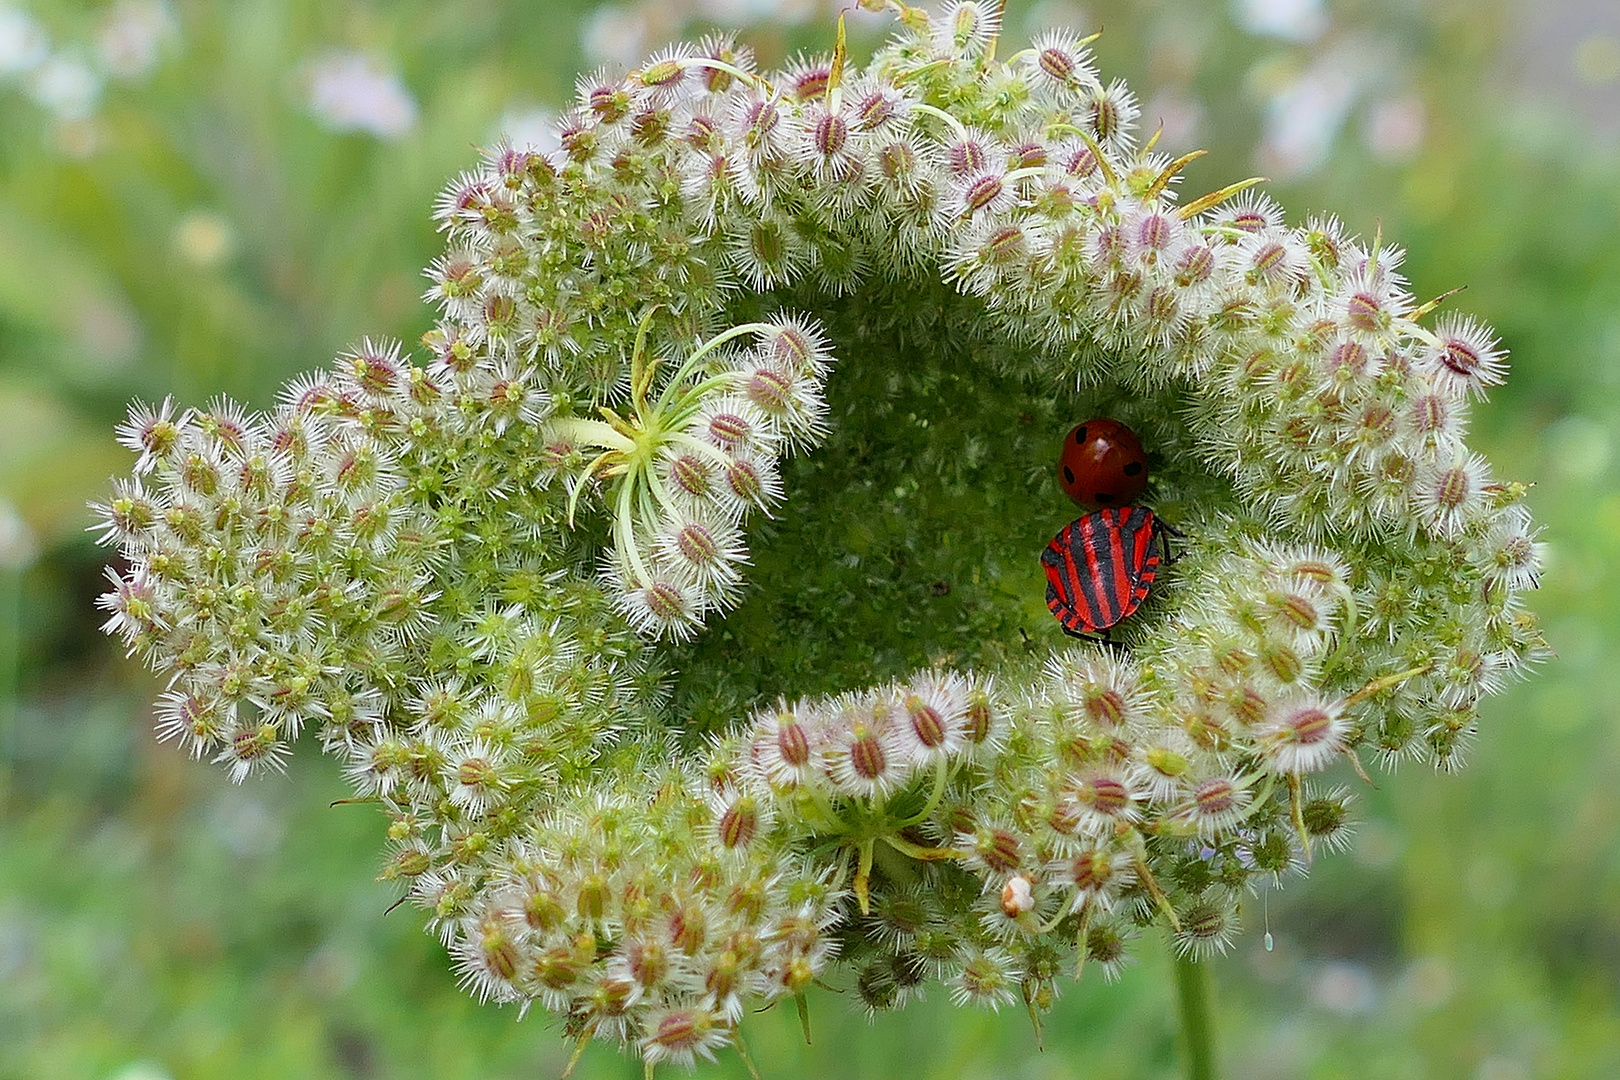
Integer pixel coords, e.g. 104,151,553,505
1172,950,1218,1080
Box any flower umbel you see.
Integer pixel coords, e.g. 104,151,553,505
93,3,1543,1070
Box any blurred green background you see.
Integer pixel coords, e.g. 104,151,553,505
2,1,1618,1077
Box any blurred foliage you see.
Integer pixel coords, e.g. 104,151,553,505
2,1,1619,1078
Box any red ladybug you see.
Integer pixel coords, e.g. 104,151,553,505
1058,418,1148,509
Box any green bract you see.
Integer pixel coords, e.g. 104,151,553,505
95,2,1544,1069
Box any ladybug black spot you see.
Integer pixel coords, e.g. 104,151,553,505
1074,425,1087,444
1123,461,1143,476
1062,465,1075,484
1094,492,1114,503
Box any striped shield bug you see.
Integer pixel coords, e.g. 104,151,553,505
1041,505,1179,638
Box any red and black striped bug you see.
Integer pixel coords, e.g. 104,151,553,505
1041,506,1178,639
1043,511,1172,637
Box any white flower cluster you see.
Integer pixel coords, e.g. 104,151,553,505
95,1,1545,1068
546,316,835,641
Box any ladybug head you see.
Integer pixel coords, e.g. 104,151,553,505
1058,417,1149,509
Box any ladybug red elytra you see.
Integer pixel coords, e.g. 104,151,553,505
1058,418,1148,510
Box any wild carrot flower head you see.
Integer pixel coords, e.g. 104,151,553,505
94,3,1543,1068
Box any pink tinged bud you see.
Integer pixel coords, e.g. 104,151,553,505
1329,341,1369,375
669,453,712,497
1012,142,1047,169
1068,849,1117,892
726,459,763,503
1195,777,1237,816
1346,292,1387,333
1285,707,1334,744
963,174,1005,213
1063,145,1099,178
643,580,687,621
1230,208,1269,234
1412,394,1451,436
1275,592,1322,631
1137,213,1172,252
855,91,896,130
1250,241,1290,277
675,522,718,565
967,225,1025,270
768,325,815,369
1262,642,1304,683
718,798,758,848
1231,686,1268,726
142,420,179,456
1439,336,1482,378
1358,404,1396,440
745,367,793,411
744,98,779,138
1175,244,1215,286
1093,226,1125,262
947,139,989,178
978,829,1022,873
627,940,670,987
1091,97,1121,140
879,140,917,180
849,729,888,781
480,926,522,982
669,906,706,954
707,411,752,447
792,66,831,100
534,944,583,990
813,113,849,157
651,1010,712,1057
776,718,811,767
686,114,720,151
1077,776,1131,816
588,84,627,122
965,693,993,744
1084,688,1127,727
1145,287,1180,325
457,757,497,788
1000,874,1036,917
630,109,669,146
905,695,947,748
1040,46,1077,82
1436,466,1472,511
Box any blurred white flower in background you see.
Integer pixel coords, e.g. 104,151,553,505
97,0,178,81
696,0,815,20
1308,959,1379,1016
581,0,877,68
1021,0,1092,33
75,296,142,368
582,5,649,69
1143,87,1206,150
1258,44,1378,178
1363,94,1426,163
495,106,560,155
1572,33,1620,86
173,209,237,269
1234,0,1328,44
0,6,49,75
0,501,38,572
28,51,102,121
307,51,418,139
1,0,179,146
